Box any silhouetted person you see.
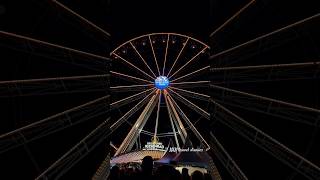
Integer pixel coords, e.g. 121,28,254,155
191,170,203,180
169,160,177,166
139,156,154,179
108,165,120,180
204,173,212,180
173,169,182,179
182,168,190,180
156,165,172,180
156,164,181,180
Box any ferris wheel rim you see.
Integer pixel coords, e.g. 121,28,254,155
110,32,210,55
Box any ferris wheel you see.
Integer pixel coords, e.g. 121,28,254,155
109,33,211,156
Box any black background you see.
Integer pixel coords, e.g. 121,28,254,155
0,0,320,179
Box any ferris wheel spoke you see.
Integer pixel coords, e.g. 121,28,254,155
148,35,161,76
110,142,118,151
35,117,111,180
165,90,210,151
209,0,256,38
49,0,111,38
167,37,190,77
115,91,160,155
153,92,162,140
210,84,320,127
110,71,153,84
162,34,170,76
112,53,155,80
164,92,188,143
0,74,109,97
140,130,154,136
140,131,178,137
168,88,210,120
169,46,208,79
0,95,110,154
169,86,210,102
170,81,210,89
164,93,182,148
110,88,155,110
157,132,177,137
208,132,248,180
209,13,320,62
171,66,210,83
110,89,157,132
0,31,111,67
211,61,320,84
129,42,157,78
110,84,153,92
210,100,320,179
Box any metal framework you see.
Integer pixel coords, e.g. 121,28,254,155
210,84,320,127
210,100,320,180
0,95,110,154
0,31,110,72
208,132,248,180
0,74,109,97
35,118,111,180
48,0,111,38
209,0,256,38
210,61,320,84
209,13,320,62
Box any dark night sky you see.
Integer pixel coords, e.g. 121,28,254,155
0,0,320,179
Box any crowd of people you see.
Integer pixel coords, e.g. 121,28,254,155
109,156,213,180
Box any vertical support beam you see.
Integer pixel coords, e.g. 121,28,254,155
115,90,160,156
165,90,210,150
164,92,181,148
153,92,162,141
164,90,187,143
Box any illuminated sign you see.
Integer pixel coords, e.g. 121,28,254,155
143,142,165,151
168,147,204,153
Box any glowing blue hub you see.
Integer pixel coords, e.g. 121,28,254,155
154,76,169,90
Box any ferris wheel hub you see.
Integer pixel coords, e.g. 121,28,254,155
154,76,169,90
